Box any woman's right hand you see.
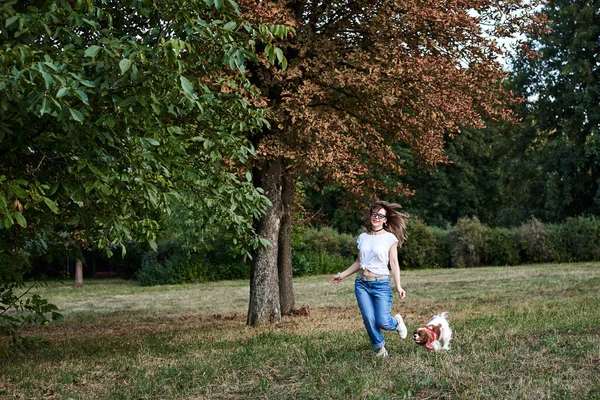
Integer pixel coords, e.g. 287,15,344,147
330,273,343,284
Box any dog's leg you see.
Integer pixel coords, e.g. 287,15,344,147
442,333,452,350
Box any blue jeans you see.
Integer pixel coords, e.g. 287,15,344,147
355,275,399,349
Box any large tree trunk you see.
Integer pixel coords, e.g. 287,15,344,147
278,169,295,315
74,258,83,287
248,158,283,326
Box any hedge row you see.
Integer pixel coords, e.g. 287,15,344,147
133,216,600,285
401,215,600,268
291,215,600,273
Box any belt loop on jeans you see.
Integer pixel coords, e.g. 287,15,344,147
356,273,389,282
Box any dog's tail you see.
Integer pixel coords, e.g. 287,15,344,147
438,311,449,319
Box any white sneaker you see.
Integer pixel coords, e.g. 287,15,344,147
394,314,407,339
375,348,389,357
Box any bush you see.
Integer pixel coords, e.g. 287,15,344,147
484,228,520,266
291,252,312,276
448,217,488,268
562,216,600,262
517,216,549,263
431,227,451,268
136,241,206,286
292,251,354,277
544,223,570,263
399,218,442,269
292,227,356,276
136,240,250,286
208,261,250,281
301,227,356,256
137,241,199,285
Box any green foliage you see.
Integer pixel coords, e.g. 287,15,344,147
291,216,600,273
430,227,451,269
290,224,308,254
511,217,600,265
401,126,505,228
292,227,355,276
299,227,356,257
448,217,488,268
137,241,206,286
59,216,600,284
544,223,570,263
517,217,549,263
0,0,293,262
0,0,269,261
141,216,600,283
560,216,600,262
0,281,62,346
292,252,354,277
136,240,249,286
330,208,364,235
165,198,269,264
300,185,364,234
0,0,292,339
109,241,151,279
484,228,520,266
504,0,600,222
399,218,445,269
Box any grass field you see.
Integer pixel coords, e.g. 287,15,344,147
1,263,599,399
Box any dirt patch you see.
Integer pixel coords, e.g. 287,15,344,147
210,313,240,320
20,312,247,343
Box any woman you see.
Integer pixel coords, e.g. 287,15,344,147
330,200,409,357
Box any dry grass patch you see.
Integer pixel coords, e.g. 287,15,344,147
1,263,599,399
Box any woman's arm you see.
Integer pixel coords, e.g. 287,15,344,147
330,256,361,284
389,242,406,299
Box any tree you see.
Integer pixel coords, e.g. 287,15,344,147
0,0,287,340
400,125,507,228
503,0,600,223
241,0,546,325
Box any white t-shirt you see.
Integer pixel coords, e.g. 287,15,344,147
357,232,399,276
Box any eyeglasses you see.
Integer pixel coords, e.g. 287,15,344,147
370,212,387,220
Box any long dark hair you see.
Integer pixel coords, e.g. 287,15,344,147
364,201,409,245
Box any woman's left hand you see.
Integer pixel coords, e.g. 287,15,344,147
396,286,406,300
330,273,343,284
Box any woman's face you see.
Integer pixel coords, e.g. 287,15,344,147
370,207,387,230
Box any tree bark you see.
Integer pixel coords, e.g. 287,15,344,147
278,169,295,315
74,258,83,287
248,158,283,326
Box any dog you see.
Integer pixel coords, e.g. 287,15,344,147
412,312,452,351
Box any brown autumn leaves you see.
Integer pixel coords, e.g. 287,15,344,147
233,0,547,201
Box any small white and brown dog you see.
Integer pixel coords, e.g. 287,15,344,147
412,312,452,352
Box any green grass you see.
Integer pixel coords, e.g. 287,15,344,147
1,263,599,399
